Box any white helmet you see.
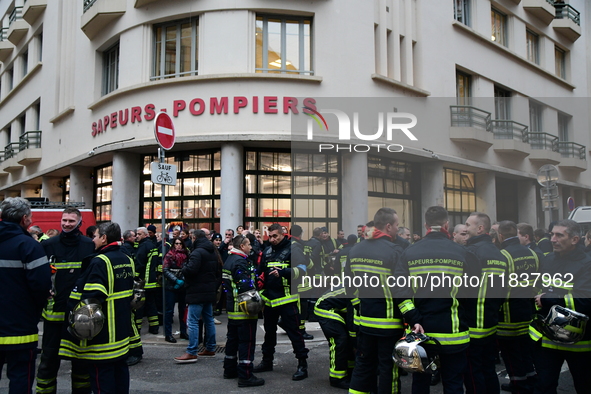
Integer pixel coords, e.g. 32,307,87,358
535,305,589,344
67,299,105,340
237,289,264,316
130,277,146,310
393,332,441,374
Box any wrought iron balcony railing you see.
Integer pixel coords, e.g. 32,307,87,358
554,3,580,26
450,105,492,131
83,0,98,13
9,6,23,25
557,141,586,160
0,27,7,41
4,142,20,159
528,132,559,151
490,120,529,142
19,130,42,151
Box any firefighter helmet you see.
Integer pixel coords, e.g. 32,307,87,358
393,332,441,374
237,289,264,316
535,305,589,345
67,299,105,340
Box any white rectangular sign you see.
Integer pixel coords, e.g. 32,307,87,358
151,162,178,186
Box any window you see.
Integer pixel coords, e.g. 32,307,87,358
18,113,25,135
21,49,28,76
555,46,566,79
63,177,70,202
94,165,113,223
153,18,198,80
491,8,507,47
494,85,511,120
7,66,13,91
444,168,476,226
454,0,471,26
529,101,542,132
37,33,43,61
102,42,119,95
367,156,416,229
456,71,471,106
526,29,538,64
255,15,312,75
558,113,569,141
141,151,221,231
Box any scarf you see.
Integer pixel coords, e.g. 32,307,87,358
426,226,451,239
229,247,248,258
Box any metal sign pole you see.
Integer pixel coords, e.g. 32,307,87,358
159,147,166,337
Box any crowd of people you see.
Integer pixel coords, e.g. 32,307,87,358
1,195,590,393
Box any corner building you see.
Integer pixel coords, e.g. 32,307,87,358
0,0,589,235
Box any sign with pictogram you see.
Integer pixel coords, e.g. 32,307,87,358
154,112,176,150
151,162,177,186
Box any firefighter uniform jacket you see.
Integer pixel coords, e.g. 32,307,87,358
260,236,298,307
345,234,404,337
394,230,472,353
0,221,52,350
529,245,591,352
291,237,311,294
464,234,509,341
136,237,161,290
223,250,258,322
59,244,135,362
41,230,96,322
498,237,540,337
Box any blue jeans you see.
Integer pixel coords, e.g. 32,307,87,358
187,303,216,355
164,289,187,338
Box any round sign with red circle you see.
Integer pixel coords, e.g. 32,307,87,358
154,112,176,150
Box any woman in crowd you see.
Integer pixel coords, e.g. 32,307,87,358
162,237,189,343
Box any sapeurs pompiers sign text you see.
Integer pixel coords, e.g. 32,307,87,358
90,96,318,137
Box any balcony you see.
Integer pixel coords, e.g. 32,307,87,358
7,6,29,45
134,0,159,7
81,0,126,39
558,141,586,171
491,120,530,156
0,27,14,62
528,132,561,164
23,0,48,25
552,3,581,41
1,142,23,172
449,105,494,148
17,131,42,164
523,0,556,25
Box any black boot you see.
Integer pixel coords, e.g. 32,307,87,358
329,377,349,389
301,330,314,340
253,360,273,373
292,358,308,381
238,374,265,387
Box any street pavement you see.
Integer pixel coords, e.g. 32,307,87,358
1,313,576,393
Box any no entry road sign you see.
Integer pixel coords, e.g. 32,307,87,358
154,112,176,150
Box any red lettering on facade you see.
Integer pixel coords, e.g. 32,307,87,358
303,97,317,114
131,107,142,123
210,97,229,114
264,96,278,114
91,122,97,137
173,100,186,117
233,97,248,114
189,98,205,115
97,119,103,134
144,104,156,121
103,116,110,132
283,97,299,114
110,112,118,128
252,96,259,113
119,109,129,126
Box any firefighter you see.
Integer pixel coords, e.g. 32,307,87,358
253,223,309,380
497,220,540,393
529,220,591,393
346,207,404,394
222,235,265,387
291,225,315,340
463,212,508,394
59,222,135,393
134,227,161,334
36,208,96,394
314,287,356,390
394,206,473,393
